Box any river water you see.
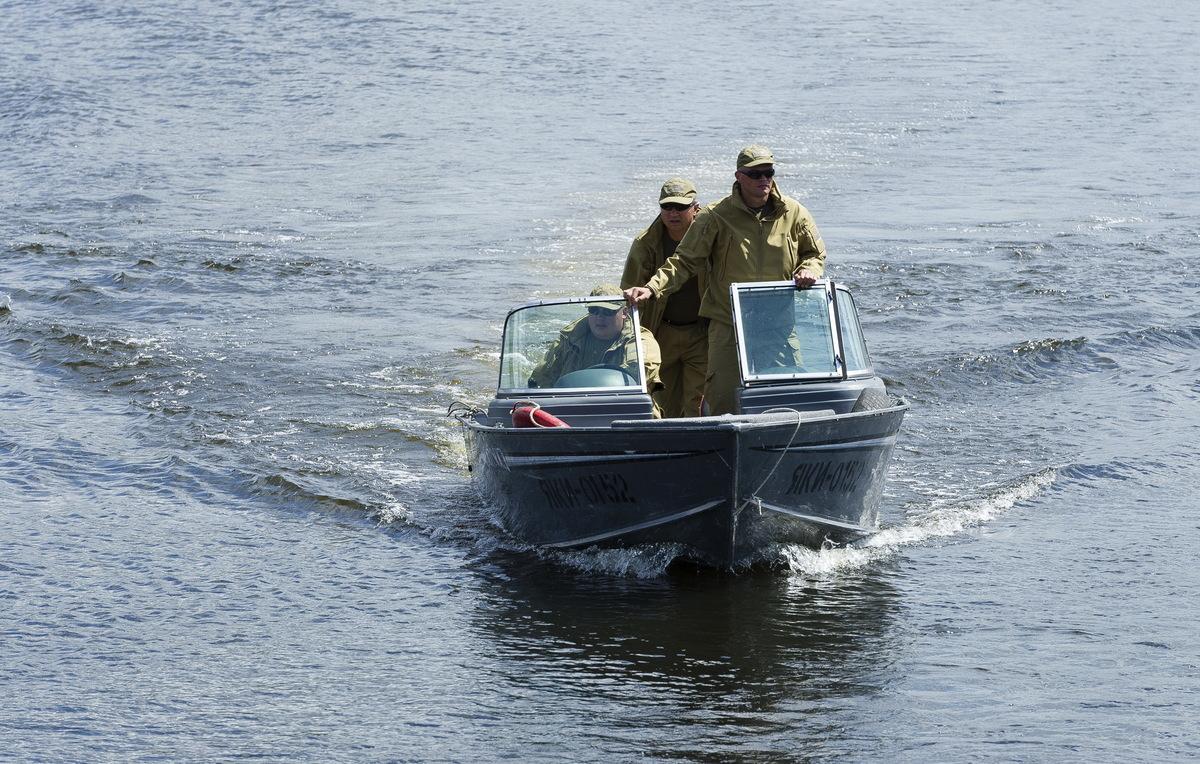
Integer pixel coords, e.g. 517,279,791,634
2,1,1198,761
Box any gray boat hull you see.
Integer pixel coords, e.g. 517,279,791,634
464,403,906,569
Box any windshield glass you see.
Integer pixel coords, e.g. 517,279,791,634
497,298,646,392
836,289,872,373
731,281,873,382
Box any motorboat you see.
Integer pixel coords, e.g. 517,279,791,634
451,280,908,569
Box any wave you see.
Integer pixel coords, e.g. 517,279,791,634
780,448,1185,582
108,193,161,208
2,307,473,528
6,236,383,295
8,321,181,397
539,544,689,579
1096,323,1200,354
251,472,371,512
895,337,1112,397
901,317,1200,394
1057,460,1155,483
778,467,1059,579
951,336,1113,384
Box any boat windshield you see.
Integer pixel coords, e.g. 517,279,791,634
731,280,874,383
496,296,647,392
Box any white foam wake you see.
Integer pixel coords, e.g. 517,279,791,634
782,467,1059,579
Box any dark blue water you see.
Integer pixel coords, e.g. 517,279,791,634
3,0,1198,760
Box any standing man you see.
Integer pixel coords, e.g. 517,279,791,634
620,178,707,418
624,146,826,415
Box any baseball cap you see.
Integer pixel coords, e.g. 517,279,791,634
587,284,624,311
736,145,775,168
658,178,698,206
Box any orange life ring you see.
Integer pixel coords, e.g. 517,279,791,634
511,404,570,428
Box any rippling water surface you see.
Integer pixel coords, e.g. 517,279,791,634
3,1,1198,760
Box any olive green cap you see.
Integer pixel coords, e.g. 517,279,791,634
737,145,775,168
587,284,624,311
658,177,698,206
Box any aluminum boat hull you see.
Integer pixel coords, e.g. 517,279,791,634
464,403,906,569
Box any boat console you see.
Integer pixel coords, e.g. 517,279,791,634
732,281,889,415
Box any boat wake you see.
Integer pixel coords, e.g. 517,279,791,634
781,466,1059,579
498,467,1061,580
879,466,1058,545
542,544,689,579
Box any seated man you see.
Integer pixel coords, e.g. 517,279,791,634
528,285,664,416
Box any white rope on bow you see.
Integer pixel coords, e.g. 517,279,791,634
735,407,805,518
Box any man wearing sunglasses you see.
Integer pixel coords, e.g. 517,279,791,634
528,285,664,415
623,145,826,415
620,178,707,418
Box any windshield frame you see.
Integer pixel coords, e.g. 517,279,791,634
494,294,649,395
729,280,875,385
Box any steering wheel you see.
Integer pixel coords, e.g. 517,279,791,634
586,363,631,373
552,364,638,388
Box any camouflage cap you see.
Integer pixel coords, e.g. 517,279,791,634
736,145,775,169
658,177,698,206
587,284,624,311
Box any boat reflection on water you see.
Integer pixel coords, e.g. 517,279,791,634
467,550,901,754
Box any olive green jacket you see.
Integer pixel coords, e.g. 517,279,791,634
620,217,708,333
644,182,826,325
528,317,662,390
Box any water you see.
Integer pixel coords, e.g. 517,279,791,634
2,0,1198,760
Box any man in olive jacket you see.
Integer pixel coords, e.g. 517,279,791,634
620,178,707,418
624,146,826,415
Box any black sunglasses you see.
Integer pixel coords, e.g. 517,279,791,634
739,167,775,180
660,202,693,212
588,306,619,316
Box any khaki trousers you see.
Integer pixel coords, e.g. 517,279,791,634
703,320,740,416
704,320,805,414
652,321,708,418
